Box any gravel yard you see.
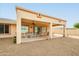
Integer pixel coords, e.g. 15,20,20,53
0,37,79,56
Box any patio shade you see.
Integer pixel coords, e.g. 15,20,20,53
21,18,49,27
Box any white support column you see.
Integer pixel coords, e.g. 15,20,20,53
49,22,53,39
63,24,66,37
16,13,21,44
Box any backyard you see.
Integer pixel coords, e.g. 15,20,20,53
0,37,79,56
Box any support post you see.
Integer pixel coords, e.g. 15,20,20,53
49,22,53,39
16,13,21,44
63,24,66,37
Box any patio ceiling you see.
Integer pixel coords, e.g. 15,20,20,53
21,18,64,27
52,24,64,27
21,18,49,27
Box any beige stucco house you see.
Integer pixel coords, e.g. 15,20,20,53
0,7,66,44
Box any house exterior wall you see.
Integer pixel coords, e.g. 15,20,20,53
0,24,16,38
29,26,33,33
0,18,16,38
9,24,16,35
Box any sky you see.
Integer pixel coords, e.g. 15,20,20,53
0,3,79,28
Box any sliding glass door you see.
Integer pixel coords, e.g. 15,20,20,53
0,24,9,34
34,26,47,34
0,24,4,34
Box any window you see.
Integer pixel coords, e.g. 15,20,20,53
35,26,38,33
42,27,47,32
0,24,4,33
0,24,9,34
5,25,9,33
21,26,28,33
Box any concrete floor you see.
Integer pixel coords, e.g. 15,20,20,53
0,37,79,56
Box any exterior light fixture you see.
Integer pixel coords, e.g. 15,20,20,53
37,13,42,18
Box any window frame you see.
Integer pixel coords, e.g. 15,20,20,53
0,24,9,34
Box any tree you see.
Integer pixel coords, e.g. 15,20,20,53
74,23,79,29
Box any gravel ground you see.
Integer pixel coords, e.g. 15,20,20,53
0,37,79,56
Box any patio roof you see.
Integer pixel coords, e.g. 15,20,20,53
21,18,64,27
0,18,16,24
16,6,66,22
21,18,49,27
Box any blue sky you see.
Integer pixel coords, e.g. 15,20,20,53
0,3,79,28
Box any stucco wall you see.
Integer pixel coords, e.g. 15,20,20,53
9,24,16,35
53,28,79,36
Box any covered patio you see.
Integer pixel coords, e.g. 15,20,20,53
21,18,66,42
16,7,66,44
21,18,49,42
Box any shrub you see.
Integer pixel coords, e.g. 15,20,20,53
13,36,16,43
74,23,79,29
